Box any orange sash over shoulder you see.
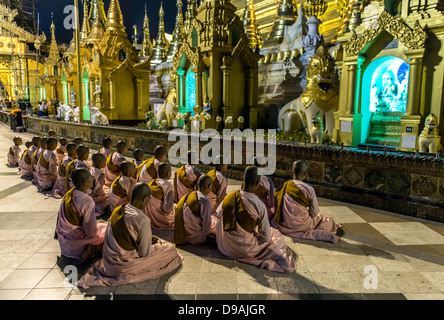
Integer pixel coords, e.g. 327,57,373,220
65,160,75,190
273,180,310,224
222,191,259,233
174,165,196,202
62,188,83,226
111,176,128,198
56,147,65,155
22,149,31,165
207,169,221,194
106,152,120,175
39,151,50,170
136,157,157,182
110,205,139,251
8,147,15,156
149,179,164,201
174,191,201,244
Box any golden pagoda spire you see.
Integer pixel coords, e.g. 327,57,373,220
47,13,60,66
243,0,262,50
89,0,107,29
141,4,152,57
266,0,298,45
151,2,169,64
106,0,126,36
184,0,198,35
167,0,185,61
80,0,90,42
87,9,105,44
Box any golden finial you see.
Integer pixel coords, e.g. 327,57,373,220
302,0,328,18
243,0,262,50
266,0,298,45
141,3,152,57
80,0,90,41
167,0,185,61
106,0,126,35
151,2,169,64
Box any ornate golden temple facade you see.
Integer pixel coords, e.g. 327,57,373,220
22,0,441,149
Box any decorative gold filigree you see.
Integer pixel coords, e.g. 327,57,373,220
344,10,427,56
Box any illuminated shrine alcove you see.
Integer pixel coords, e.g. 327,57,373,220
361,56,410,146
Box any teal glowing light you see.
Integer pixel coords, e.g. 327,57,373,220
186,67,196,115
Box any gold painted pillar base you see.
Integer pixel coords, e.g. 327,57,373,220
400,115,422,152
337,113,362,147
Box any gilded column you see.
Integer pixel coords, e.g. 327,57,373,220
405,56,423,116
193,67,203,114
136,78,143,111
221,58,233,110
345,62,358,114
109,80,116,110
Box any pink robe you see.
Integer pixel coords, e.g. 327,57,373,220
55,145,67,163
216,191,295,274
175,165,201,202
182,191,217,244
7,145,21,167
108,176,135,212
144,178,175,230
76,204,183,288
104,152,126,186
258,175,275,219
34,150,58,191
32,147,44,184
67,160,90,190
90,166,109,215
274,180,341,244
49,156,73,199
18,145,37,177
206,170,228,214
137,158,160,184
99,147,112,160
55,189,107,259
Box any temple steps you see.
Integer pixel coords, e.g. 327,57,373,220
365,111,403,147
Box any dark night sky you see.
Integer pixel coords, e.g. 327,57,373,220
37,0,184,45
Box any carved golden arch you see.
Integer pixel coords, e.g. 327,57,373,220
344,10,427,57
172,41,203,71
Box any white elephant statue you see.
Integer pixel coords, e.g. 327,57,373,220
278,46,338,143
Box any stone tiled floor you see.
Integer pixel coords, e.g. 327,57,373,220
1,123,444,300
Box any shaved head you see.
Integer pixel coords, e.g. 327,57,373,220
243,166,260,189
46,137,58,150
66,142,77,154
154,145,167,158
120,161,135,177
292,160,308,177
157,162,171,179
76,145,89,160
71,168,92,189
130,182,151,208
198,174,213,191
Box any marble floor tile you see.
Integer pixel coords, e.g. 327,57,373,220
0,289,31,300
0,269,50,289
320,206,367,224
368,254,415,272
24,288,72,300
403,293,444,300
274,272,320,294
18,252,59,269
309,271,365,294
370,222,444,245
382,271,443,294
155,272,199,295
114,278,160,296
197,272,238,294
236,269,278,294
301,255,345,273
